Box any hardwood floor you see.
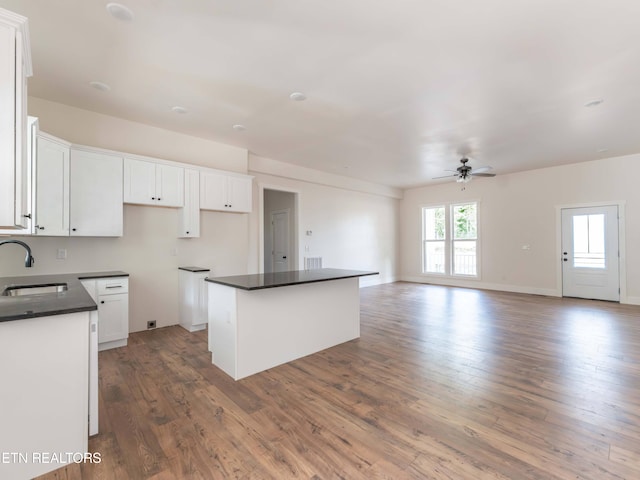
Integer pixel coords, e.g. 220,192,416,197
37,282,640,479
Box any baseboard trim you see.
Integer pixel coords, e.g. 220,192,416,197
400,275,560,297
360,274,397,288
624,296,640,305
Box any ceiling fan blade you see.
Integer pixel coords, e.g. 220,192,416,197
470,172,496,177
432,174,458,179
471,166,492,174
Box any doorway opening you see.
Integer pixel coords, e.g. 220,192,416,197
263,189,298,273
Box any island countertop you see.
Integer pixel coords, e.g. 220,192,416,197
0,271,129,323
205,268,378,291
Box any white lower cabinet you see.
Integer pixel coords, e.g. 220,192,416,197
82,276,129,351
179,267,209,331
0,312,89,480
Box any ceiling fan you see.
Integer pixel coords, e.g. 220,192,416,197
434,157,496,183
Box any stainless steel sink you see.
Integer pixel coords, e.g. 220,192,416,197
2,283,68,297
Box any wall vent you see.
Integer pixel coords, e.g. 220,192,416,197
304,256,323,270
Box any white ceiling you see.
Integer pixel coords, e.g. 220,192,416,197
3,0,640,188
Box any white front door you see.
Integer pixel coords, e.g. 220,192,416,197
561,205,619,301
272,209,290,273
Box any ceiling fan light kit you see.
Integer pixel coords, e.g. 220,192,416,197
434,157,496,184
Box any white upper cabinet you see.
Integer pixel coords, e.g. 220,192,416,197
200,171,252,213
178,168,200,238
70,148,123,237
0,9,32,229
34,133,70,236
124,157,184,207
0,116,37,236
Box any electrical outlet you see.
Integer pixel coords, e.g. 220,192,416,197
56,248,67,259
147,320,156,329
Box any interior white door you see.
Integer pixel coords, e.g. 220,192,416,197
272,209,290,273
561,205,619,301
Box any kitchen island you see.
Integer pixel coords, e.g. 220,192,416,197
206,268,378,380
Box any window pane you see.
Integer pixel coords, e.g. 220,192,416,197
453,203,477,240
424,241,445,273
453,241,476,275
573,214,605,269
424,207,445,240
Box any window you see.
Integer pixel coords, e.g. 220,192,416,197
422,206,445,273
422,202,478,277
572,214,605,268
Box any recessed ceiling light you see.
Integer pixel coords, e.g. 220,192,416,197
89,81,111,92
232,124,246,132
289,92,307,102
596,148,609,153
106,3,134,21
584,99,604,108
171,106,188,114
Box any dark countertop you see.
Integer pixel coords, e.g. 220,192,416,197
179,266,211,272
205,268,378,291
0,271,129,323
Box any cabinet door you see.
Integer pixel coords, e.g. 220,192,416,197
156,164,184,207
13,31,29,228
227,176,252,213
97,293,129,344
123,158,156,205
197,274,208,325
0,24,16,228
0,116,36,235
34,135,69,236
200,171,227,210
0,22,30,229
70,149,123,237
178,168,200,237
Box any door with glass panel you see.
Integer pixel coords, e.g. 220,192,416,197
561,205,619,301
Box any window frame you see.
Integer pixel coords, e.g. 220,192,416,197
421,201,481,279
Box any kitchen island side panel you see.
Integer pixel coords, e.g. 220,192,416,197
208,282,238,379
237,277,359,379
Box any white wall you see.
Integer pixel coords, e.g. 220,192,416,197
400,154,640,304
249,155,400,286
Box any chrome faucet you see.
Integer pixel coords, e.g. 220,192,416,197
0,239,35,267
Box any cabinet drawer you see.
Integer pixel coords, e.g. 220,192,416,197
97,277,128,295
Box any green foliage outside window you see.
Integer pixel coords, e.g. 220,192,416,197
453,203,477,239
